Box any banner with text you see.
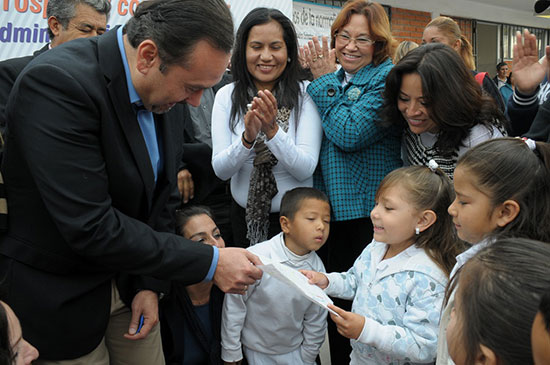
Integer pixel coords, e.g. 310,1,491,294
292,0,339,46
0,0,293,60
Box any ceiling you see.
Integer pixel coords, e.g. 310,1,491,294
476,0,534,12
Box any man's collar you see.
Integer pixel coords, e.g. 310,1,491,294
116,27,140,105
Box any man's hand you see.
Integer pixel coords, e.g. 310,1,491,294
513,29,550,95
124,290,159,340
177,169,194,204
213,248,263,294
328,304,365,340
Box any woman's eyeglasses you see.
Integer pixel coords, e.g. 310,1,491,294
335,33,375,47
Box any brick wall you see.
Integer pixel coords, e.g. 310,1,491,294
390,7,431,45
389,7,474,51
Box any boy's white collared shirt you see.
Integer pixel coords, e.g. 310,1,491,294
221,233,327,364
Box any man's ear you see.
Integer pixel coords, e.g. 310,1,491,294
135,40,160,75
475,344,498,365
47,16,62,38
417,210,437,233
494,200,520,228
280,216,291,234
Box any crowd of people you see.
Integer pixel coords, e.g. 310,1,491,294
0,0,550,364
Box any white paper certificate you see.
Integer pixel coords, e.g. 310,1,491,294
257,258,337,315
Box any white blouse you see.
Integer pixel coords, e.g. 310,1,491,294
211,81,323,211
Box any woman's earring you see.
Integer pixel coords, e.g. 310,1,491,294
415,227,420,235
288,57,291,63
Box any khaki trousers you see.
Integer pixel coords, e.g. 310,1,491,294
35,281,164,365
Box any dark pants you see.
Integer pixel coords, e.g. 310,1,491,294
316,217,373,364
230,199,282,248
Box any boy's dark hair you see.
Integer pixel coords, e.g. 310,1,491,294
540,289,550,331
383,43,505,157
376,165,463,275
175,205,215,237
230,7,304,130
279,187,329,220
450,237,550,365
457,138,550,243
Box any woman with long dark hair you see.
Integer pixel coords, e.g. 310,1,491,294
384,43,507,178
211,8,322,247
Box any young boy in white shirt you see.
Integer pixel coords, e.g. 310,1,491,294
221,187,330,365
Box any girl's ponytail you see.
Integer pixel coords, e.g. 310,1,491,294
459,35,475,70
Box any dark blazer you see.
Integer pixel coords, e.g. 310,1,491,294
0,28,214,360
0,45,49,131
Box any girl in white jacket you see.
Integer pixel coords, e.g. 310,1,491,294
303,162,462,364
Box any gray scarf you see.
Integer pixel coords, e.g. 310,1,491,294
245,107,291,245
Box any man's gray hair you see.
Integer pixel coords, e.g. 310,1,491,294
47,0,112,39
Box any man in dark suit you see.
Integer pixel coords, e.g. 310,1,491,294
0,0,111,130
0,0,262,363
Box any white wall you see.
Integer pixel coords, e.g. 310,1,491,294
227,0,292,31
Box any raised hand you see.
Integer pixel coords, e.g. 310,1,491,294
513,29,550,95
301,36,337,79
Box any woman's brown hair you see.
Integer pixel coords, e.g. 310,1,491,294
330,0,395,66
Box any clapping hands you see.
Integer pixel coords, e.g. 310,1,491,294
242,90,279,146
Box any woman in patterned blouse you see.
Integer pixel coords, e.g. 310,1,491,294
383,43,507,179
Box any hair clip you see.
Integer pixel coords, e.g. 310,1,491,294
521,137,537,151
427,159,439,172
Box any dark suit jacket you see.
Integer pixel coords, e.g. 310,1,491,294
0,28,214,359
0,45,49,132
